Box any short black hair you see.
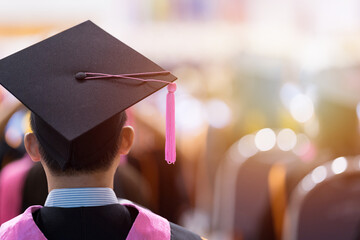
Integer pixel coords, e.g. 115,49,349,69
30,111,127,176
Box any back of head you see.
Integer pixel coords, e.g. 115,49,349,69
30,111,127,176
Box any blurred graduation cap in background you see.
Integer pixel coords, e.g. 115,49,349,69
0,20,177,170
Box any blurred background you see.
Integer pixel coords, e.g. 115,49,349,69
1,1,360,239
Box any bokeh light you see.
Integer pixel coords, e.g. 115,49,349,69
280,83,301,109
311,166,327,184
176,97,206,134
255,128,276,151
205,99,232,129
277,128,297,151
289,94,314,123
5,127,22,149
237,134,258,158
356,102,360,120
301,176,315,192
4,110,27,149
331,157,348,174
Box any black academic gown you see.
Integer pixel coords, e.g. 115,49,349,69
32,204,202,240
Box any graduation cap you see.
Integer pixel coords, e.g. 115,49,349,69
0,20,177,170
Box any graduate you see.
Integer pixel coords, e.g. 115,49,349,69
0,20,204,240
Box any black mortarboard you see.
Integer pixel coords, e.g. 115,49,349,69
0,20,177,170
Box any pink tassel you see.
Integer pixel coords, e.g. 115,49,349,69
78,70,177,164
165,83,176,164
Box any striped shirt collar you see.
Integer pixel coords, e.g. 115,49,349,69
45,187,119,208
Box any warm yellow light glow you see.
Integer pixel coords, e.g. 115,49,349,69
255,128,276,151
304,116,319,138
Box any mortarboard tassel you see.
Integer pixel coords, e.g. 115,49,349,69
76,70,177,164
166,83,176,164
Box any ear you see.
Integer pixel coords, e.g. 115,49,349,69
24,133,42,162
118,126,134,155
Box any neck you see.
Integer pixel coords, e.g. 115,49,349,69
40,157,120,192
46,170,114,192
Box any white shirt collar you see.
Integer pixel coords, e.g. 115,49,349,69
45,187,119,208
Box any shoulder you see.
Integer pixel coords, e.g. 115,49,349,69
169,222,204,240
120,200,204,240
0,206,45,240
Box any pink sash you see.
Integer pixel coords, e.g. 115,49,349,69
0,155,33,224
123,201,171,240
0,202,171,239
0,205,46,240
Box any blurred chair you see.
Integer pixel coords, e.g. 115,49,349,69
212,133,302,240
212,142,247,240
283,156,360,240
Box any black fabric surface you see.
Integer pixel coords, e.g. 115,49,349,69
32,204,138,240
170,222,202,240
